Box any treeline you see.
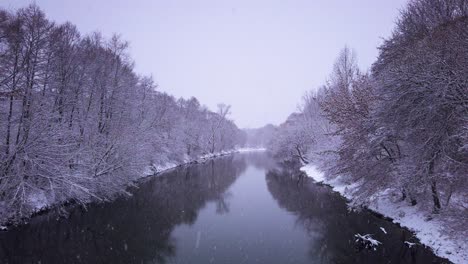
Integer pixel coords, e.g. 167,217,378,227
269,0,467,213
0,5,244,222
243,124,276,148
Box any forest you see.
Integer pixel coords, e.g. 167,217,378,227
268,0,467,246
0,5,245,223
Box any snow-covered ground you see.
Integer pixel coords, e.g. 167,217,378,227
301,164,467,264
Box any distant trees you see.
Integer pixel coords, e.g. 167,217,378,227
244,124,277,148
0,5,244,222
207,104,236,153
268,113,311,164
269,0,468,213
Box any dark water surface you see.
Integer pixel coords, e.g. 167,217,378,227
0,153,448,263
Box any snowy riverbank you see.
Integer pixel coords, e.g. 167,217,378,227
145,147,267,176
1,148,266,228
301,164,467,264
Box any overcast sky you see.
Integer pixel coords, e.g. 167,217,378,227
3,0,407,128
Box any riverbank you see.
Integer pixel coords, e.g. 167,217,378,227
143,147,267,176
301,164,467,264
0,148,266,229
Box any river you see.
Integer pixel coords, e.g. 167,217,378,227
0,152,448,263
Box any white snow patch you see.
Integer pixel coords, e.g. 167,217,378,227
405,241,417,248
380,227,387,234
354,233,382,251
300,165,326,183
153,162,178,173
237,147,267,152
300,165,358,199
27,190,48,211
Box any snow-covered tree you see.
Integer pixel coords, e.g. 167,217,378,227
372,0,468,212
0,4,245,222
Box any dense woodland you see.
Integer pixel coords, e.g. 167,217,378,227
269,0,467,214
0,5,245,223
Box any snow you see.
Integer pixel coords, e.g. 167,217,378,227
354,233,382,251
152,162,178,174
27,191,48,212
301,164,468,264
300,165,326,183
405,241,417,248
237,147,267,152
300,166,358,200
380,227,387,234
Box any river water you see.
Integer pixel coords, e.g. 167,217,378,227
0,152,448,263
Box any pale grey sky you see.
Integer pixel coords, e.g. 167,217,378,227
2,0,407,128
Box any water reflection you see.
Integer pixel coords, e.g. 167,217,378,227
0,155,247,264
266,166,448,264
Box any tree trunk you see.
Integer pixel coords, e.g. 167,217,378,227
445,184,453,207
5,95,14,156
400,188,407,201
5,52,20,157
295,145,309,165
409,191,417,206
431,180,441,213
429,159,441,213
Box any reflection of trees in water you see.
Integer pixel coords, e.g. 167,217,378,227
0,155,247,264
215,191,232,215
241,152,279,171
266,167,447,264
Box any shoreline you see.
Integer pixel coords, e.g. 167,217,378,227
143,147,266,177
301,164,466,264
0,148,266,229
